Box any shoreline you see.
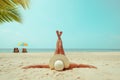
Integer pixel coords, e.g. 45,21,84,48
0,48,120,53
0,51,120,54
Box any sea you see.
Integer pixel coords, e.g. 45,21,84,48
0,48,120,53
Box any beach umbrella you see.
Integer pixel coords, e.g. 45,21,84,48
18,42,28,53
18,42,28,46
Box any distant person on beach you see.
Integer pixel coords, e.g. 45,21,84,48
13,48,19,53
23,30,97,71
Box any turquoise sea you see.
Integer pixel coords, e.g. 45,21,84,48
0,49,120,53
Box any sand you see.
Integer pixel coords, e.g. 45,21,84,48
0,52,120,80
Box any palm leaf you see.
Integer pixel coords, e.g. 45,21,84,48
0,0,16,9
12,0,30,9
0,0,30,23
0,5,21,23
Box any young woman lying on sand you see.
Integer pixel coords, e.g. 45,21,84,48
23,31,97,71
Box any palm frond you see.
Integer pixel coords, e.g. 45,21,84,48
0,0,30,24
0,0,17,9
12,0,30,9
0,7,21,23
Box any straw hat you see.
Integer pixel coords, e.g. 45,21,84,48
49,54,70,70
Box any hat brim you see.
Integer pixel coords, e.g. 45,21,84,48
49,54,70,70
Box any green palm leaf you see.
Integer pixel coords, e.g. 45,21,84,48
0,8,21,23
0,0,29,24
12,0,30,9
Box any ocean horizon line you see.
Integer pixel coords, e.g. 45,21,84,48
0,48,120,53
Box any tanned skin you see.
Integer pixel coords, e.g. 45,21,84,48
22,31,97,70
55,31,65,55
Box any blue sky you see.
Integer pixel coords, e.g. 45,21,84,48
0,0,120,49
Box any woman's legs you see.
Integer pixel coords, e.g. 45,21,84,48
55,31,65,55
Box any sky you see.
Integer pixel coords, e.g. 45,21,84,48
0,0,120,49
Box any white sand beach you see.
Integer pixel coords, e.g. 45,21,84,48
0,52,120,80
